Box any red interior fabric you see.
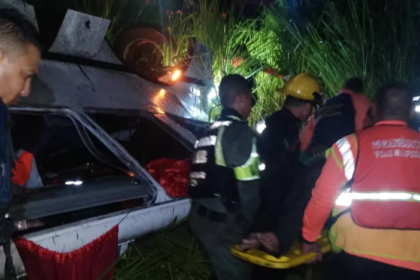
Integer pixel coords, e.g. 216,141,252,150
14,225,118,280
146,159,190,198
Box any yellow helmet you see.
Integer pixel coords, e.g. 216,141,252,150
283,73,322,102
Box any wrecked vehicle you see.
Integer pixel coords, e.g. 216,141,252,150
0,3,211,276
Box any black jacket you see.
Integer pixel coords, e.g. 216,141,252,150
0,100,12,206
257,108,302,229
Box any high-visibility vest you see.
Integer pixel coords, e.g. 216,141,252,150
331,121,420,271
188,115,260,200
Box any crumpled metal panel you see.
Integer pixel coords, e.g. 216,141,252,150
48,10,110,59
16,59,208,121
90,40,123,65
0,0,38,31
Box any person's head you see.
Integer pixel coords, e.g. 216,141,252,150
0,8,41,106
343,77,364,94
283,96,314,122
219,74,254,119
375,81,413,122
283,73,322,122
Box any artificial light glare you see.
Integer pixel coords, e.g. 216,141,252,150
208,87,217,102
171,69,182,81
413,96,420,101
190,106,201,117
65,180,83,186
191,87,201,97
415,105,420,113
256,121,266,134
259,163,266,171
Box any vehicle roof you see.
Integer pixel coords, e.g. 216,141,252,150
15,57,208,121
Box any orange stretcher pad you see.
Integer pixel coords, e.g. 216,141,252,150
231,231,330,269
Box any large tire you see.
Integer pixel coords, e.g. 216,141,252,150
113,26,177,81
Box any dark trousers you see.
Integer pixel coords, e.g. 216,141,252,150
189,204,253,280
326,252,420,280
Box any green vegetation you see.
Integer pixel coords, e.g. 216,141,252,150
110,224,209,280
266,0,420,98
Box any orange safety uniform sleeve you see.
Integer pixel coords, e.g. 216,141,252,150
12,151,33,186
349,94,373,130
300,115,315,152
302,144,347,242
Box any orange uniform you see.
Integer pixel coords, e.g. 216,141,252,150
302,121,420,272
12,150,43,189
12,150,34,186
300,90,373,151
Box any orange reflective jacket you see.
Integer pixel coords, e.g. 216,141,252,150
12,151,33,186
303,121,420,272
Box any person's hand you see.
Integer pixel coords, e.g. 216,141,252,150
240,233,260,251
256,232,279,255
241,232,280,255
302,242,323,264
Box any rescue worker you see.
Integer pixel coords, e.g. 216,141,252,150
247,73,322,280
256,73,322,231
302,81,420,279
301,77,373,153
0,8,41,279
12,150,43,191
241,78,373,258
188,74,260,280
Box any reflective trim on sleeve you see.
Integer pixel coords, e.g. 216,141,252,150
210,121,232,130
233,139,260,181
192,150,208,164
335,190,420,206
195,135,217,149
190,172,206,179
336,137,355,181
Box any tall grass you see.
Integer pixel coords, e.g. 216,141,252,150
265,0,420,98
163,0,284,125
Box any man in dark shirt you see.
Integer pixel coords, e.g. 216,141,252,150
247,73,322,280
256,73,322,232
0,8,41,279
188,74,260,280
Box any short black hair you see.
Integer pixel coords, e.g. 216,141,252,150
0,8,41,54
344,77,364,93
375,81,413,121
284,95,312,108
219,74,252,108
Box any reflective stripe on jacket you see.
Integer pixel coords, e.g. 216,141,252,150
302,121,420,272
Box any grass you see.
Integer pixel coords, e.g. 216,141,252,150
265,0,420,98
111,224,209,280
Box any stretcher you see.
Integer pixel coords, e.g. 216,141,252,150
231,231,330,269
